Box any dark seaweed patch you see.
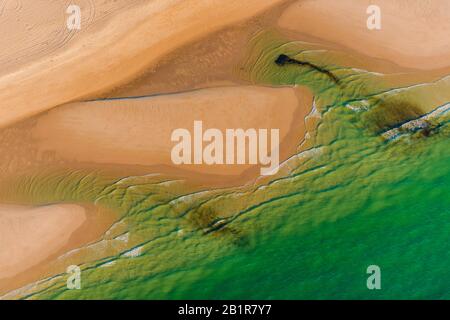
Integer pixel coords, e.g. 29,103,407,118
412,120,442,139
364,99,424,134
189,206,249,248
190,206,218,231
419,121,433,137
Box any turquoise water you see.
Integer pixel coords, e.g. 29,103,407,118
163,137,450,299
109,115,450,300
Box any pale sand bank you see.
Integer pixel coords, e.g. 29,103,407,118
32,85,312,184
0,203,116,294
0,204,85,280
278,0,450,70
0,0,284,129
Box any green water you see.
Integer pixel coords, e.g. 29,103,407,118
7,31,449,299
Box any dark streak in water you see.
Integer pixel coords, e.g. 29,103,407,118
275,54,340,85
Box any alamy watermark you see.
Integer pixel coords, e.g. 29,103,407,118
366,265,381,290
66,4,81,30
171,121,280,176
366,5,381,30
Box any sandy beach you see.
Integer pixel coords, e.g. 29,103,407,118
0,0,284,129
0,204,86,280
278,0,450,71
0,203,116,294
32,85,312,183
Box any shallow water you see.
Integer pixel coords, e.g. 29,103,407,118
4,31,449,300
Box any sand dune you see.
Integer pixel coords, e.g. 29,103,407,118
0,204,86,280
0,0,284,129
32,85,312,183
278,0,450,70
